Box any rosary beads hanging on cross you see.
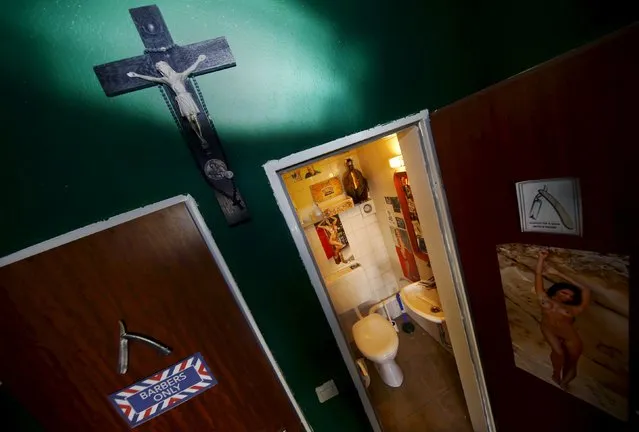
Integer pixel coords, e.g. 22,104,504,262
94,5,249,225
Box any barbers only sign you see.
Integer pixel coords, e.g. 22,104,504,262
109,352,217,427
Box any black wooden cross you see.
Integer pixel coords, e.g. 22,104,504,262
93,5,249,225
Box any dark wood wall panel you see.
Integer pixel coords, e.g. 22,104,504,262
0,204,301,431
431,25,638,431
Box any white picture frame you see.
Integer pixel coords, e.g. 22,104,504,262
516,177,582,236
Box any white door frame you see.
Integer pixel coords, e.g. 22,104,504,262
0,195,312,432
264,110,495,432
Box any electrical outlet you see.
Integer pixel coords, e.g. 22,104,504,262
315,379,338,403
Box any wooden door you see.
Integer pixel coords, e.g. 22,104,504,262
0,203,302,431
430,26,637,431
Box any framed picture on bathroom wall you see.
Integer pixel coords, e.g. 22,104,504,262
393,172,428,261
310,177,343,203
390,227,411,252
412,220,427,254
301,164,322,179
391,227,419,281
386,210,395,226
389,197,401,214
289,169,304,183
315,215,349,263
383,196,401,214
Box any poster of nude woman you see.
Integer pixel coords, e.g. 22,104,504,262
496,243,629,420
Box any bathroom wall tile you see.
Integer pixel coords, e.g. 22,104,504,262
342,222,356,237
370,233,383,246
363,265,382,280
372,250,388,264
371,235,386,250
347,235,362,255
340,207,360,220
374,255,389,268
357,258,372,271
351,221,367,241
364,263,381,276
349,247,363,261
347,225,361,238
354,237,371,253
382,273,399,294
379,260,393,273
364,214,378,226
372,242,386,256
367,241,381,255
351,246,364,264
359,238,373,250
373,234,385,247
354,224,370,238
358,254,377,269
379,260,392,275
342,224,353,238
367,221,382,234
347,210,362,222
362,259,378,272
352,215,365,227
374,287,389,302
345,217,359,230
366,275,384,293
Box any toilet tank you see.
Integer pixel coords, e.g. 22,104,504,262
325,266,370,314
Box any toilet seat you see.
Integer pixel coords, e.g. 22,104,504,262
353,313,399,362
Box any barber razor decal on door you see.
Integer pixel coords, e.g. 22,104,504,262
515,178,582,235
109,352,217,427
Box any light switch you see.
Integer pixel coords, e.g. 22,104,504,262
315,379,338,403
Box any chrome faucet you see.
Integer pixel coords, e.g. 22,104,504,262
399,277,436,289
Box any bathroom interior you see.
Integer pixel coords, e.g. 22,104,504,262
281,128,474,431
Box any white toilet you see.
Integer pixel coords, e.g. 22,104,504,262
353,313,403,387
353,313,404,387
325,265,403,387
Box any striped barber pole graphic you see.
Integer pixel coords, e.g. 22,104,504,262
109,352,217,428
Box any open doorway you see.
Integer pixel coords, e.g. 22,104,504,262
264,111,494,432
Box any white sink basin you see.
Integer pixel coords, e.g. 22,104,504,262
400,281,445,323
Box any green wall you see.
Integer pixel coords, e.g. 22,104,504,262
1,0,636,430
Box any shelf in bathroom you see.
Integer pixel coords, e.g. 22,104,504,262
298,195,355,227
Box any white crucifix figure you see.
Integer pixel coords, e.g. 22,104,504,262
128,55,208,145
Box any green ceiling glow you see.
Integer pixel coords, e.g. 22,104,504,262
19,0,369,134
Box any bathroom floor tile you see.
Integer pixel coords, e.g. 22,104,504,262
396,387,473,432
363,317,473,432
